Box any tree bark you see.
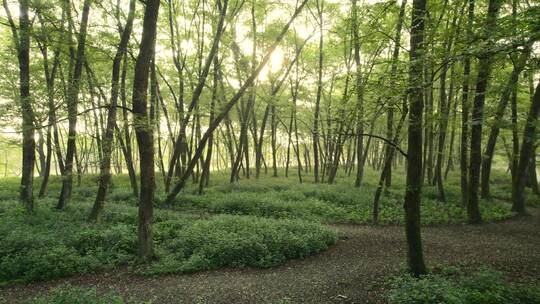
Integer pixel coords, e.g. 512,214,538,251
467,0,501,224
512,79,540,214
56,0,91,210
480,45,531,199
460,0,475,206
4,0,36,212
132,0,160,259
352,0,364,187
383,0,407,188
404,0,428,277
89,0,136,222
312,0,324,183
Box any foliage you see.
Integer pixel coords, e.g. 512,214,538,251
0,197,336,284
385,268,540,304
170,169,515,225
148,215,336,274
30,284,125,304
0,167,525,285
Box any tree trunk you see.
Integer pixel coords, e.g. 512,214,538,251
312,0,324,183
4,0,36,211
383,0,407,188
89,0,136,222
352,0,364,187
512,79,540,214
404,0,427,277
480,45,530,199
460,0,475,206
57,0,91,210
164,0,309,204
467,0,501,223
132,0,160,259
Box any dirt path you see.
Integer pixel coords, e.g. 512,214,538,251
2,208,540,304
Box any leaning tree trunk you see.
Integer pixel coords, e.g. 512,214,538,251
404,0,427,277
88,0,136,222
480,45,530,199
512,79,540,214
163,0,310,205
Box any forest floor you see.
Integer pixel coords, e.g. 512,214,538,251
1,206,539,304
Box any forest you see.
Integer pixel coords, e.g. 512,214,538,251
0,0,539,302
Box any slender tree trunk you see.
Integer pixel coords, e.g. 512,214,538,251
467,0,501,223
444,78,458,179
373,102,408,223
89,0,136,222
480,45,531,199
383,0,407,188
291,45,303,183
433,10,459,201
36,9,64,198
271,104,278,177
199,54,220,194
57,0,91,210
352,0,364,187
164,0,309,204
120,55,139,197
460,0,475,206
312,0,324,183
165,0,228,191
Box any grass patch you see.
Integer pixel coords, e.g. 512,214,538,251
30,284,126,304
170,174,515,225
385,267,540,304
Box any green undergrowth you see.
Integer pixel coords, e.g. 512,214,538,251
0,168,532,285
385,267,540,304
28,284,127,304
0,199,336,285
169,174,515,225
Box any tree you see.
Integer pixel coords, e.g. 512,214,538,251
467,0,501,224
131,0,161,259
56,0,92,210
404,0,428,277
88,0,136,222
512,79,540,214
163,0,310,205
352,0,365,187
460,0,475,207
3,0,36,212
313,0,324,183
480,45,531,199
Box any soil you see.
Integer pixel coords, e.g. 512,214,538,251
1,208,539,304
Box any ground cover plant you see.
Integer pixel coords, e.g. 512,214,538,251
385,267,540,304
0,192,336,285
